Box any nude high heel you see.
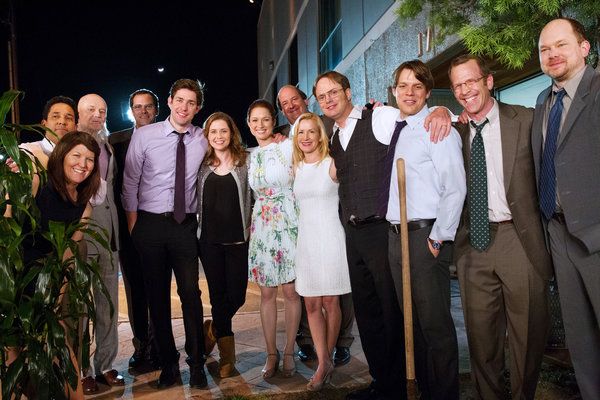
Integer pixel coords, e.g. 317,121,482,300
306,362,334,391
281,353,296,377
261,350,280,379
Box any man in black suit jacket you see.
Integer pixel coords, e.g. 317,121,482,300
275,84,353,366
109,89,159,371
534,19,600,399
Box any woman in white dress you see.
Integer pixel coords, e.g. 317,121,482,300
292,112,351,391
247,99,301,379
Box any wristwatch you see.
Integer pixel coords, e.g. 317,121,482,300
428,238,442,251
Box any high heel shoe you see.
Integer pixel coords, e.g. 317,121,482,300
261,350,280,379
281,353,296,377
306,362,334,391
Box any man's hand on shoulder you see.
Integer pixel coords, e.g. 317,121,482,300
424,107,452,143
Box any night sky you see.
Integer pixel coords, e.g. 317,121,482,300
1,0,261,143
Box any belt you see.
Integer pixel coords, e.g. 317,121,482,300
552,212,566,225
489,219,513,225
347,215,385,227
139,210,196,219
389,218,436,234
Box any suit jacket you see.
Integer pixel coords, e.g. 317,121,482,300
454,101,552,279
109,128,133,243
532,65,600,254
86,138,120,254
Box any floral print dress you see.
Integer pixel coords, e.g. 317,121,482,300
248,139,298,287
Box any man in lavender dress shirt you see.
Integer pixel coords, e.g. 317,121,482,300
122,79,209,389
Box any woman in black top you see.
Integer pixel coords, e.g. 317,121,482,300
197,112,251,378
11,131,101,400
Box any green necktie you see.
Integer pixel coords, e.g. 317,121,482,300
469,119,490,251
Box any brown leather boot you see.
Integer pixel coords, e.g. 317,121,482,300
217,336,236,378
203,319,217,356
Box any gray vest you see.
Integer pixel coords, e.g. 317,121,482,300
330,109,388,223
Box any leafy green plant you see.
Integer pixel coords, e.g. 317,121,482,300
0,90,111,399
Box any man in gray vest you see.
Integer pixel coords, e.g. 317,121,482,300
313,71,451,400
78,94,124,394
534,18,600,399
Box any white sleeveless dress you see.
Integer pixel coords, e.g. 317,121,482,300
293,157,351,297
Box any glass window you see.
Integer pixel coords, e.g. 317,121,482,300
497,74,551,108
319,0,342,72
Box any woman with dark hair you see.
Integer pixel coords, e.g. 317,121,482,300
197,112,251,378
15,130,101,399
247,99,301,379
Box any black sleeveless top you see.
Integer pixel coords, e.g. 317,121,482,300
200,172,244,244
22,182,86,265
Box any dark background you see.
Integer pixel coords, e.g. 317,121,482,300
0,0,261,143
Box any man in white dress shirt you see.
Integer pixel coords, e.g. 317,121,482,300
386,60,466,400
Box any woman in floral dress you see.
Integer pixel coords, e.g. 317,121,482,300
247,99,301,378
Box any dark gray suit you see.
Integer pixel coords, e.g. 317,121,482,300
532,65,600,400
454,101,552,400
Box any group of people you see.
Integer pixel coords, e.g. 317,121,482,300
9,16,599,400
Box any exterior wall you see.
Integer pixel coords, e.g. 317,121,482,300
257,0,461,112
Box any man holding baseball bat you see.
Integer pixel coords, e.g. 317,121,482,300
385,60,466,400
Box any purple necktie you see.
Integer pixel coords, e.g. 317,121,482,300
377,120,407,217
174,131,187,223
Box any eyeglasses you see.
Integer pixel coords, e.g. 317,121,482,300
316,87,344,103
132,104,156,112
451,76,485,93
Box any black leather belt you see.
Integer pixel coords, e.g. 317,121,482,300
347,215,385,227
389,218,436,234
552,212,566,225
489,219,513,225
139,210,196,220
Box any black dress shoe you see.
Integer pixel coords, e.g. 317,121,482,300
334,346,351,366
297,344,317,362
189,365,208,389
157,363,180,389
128,348,146,369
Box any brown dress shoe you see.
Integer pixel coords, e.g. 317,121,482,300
81,376,99,394
96,369,125,386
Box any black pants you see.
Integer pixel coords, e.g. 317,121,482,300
344,220,406,396
132,211,205,367
199,242,248,338
389,226,459,400
119,225,155,354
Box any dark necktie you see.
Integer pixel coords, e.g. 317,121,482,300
174,131,187,224
469,119,490,251
376,120,408,217
539,89,566,220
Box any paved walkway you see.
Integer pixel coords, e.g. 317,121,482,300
87,275,580,399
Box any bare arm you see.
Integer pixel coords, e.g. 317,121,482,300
126,211,138,234
329,158,338,182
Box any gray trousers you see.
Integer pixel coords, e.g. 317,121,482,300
456,223,548,400
88,246,119,375
548,219,600,400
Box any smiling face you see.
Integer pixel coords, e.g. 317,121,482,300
393,68,431,118
450,59,494,121
539,19,590,83
42,103,77,143
296,118,321,157
167,88,201,131
63,144,95,187
278,86,308,125
247,106,274,146
131,93,158,128
77,94,107,134
314,77,353,124
207,119,231,152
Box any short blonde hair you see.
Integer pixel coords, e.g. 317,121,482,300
292,112,329,166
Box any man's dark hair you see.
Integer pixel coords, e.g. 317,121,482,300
169,79,205,109
42,96,77,122
393,60,435,92
312,71,351,98
129,88,159,114
276,85,307,110
448,54,492,82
